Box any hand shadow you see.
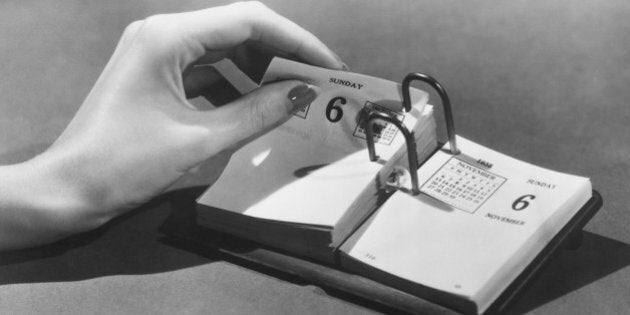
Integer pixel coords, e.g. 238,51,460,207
0,185,409,314
0,186,215,284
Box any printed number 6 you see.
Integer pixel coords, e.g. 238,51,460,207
512,194,536,211
326,97,346,123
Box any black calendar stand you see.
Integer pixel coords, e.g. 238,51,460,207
159,188,601,314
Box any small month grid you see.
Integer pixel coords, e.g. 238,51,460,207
420,157,506,213
353,101,404,146
292,102,311,119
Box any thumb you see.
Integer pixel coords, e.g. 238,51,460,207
201,80,317,149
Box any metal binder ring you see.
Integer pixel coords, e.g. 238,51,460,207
365,111,420,195
402,73,459,155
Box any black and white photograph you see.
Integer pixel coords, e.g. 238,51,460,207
1,1,628,314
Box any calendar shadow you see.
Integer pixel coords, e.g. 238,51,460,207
507,231,630,313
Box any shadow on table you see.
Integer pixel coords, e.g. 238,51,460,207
508,231,630,314
0,186,213,284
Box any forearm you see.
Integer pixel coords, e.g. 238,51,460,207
0,155,102,250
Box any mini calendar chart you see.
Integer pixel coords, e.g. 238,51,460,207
353,101,404,146
420,157,507,213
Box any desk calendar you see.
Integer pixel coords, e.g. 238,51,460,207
182,58,602,315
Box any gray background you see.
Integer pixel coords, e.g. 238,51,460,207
1,0,629,313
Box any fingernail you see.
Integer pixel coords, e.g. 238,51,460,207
287,84,317,112
330,51,348,71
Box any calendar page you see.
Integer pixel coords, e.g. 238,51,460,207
341,136,592,313
198,58,431,227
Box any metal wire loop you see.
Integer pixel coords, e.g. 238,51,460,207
365,111,420,195
402,73,459,155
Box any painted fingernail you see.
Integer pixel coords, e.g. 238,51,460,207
288,84,317,112
341,62,350,71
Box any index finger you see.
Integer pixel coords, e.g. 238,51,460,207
157,2,345,70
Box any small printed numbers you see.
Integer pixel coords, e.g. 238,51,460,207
364,253,376,261
420,158,506,213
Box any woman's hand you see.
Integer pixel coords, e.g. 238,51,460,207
0,2,345,249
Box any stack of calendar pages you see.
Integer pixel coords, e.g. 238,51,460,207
196,58,592,315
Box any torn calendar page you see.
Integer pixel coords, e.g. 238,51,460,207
197,57,429,227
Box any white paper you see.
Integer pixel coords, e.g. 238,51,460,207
197,58,429,227
343,136,591,312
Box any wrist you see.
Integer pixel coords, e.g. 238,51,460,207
0,152,106,249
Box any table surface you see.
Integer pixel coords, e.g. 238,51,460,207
1,1,629,314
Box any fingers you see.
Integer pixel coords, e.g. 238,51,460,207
183,65,226,98
196,80,317,151
136,2,345,71
236,2,345,69
184,65,242,106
